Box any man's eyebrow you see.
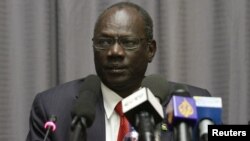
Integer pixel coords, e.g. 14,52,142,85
94,34,113,38
95,34,137,38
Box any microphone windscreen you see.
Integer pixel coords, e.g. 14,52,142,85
71,74,101,127
141,74,169,103
170,84,190,97
49,115,57,123
79,74,101,95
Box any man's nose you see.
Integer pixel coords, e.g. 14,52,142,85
107,42,126,56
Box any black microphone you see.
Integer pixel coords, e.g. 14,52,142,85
141,74,169,103
43,115,57,141
122,74,168,141
165,85,198,141
70,74,100,141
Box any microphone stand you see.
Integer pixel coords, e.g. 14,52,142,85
43,115,57,141
70,117,87,141
43,127,52,141
174,122,192,141
137,111,155,141
43,128,50,141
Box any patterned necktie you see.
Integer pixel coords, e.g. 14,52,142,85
115,101,130,141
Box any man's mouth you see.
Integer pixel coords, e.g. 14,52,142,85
105,65,127,73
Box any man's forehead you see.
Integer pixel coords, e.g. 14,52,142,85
112,10,130,26
102,7,142,22
95,8,144,34
101,10,136,29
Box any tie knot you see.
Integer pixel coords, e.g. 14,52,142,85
115,101,124,116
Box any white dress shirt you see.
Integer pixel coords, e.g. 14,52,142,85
101,82,123,141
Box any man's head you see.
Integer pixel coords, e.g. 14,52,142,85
92,2,156,97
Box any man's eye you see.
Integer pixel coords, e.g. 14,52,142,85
96,38,113,46
122,38,139,47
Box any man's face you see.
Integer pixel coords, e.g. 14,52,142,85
93,8,155,96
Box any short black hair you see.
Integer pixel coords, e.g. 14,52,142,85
94,2,153,39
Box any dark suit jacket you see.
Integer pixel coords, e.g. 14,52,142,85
26,77,210,141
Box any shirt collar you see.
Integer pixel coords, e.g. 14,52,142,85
101,82,122,119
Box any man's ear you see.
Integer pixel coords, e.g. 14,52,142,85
147,40,157,63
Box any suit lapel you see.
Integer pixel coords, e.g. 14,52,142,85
87,91,106,141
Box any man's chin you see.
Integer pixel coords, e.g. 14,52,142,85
104,77,130,89
105,79,128,88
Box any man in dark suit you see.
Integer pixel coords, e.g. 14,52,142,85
26,2,210,141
